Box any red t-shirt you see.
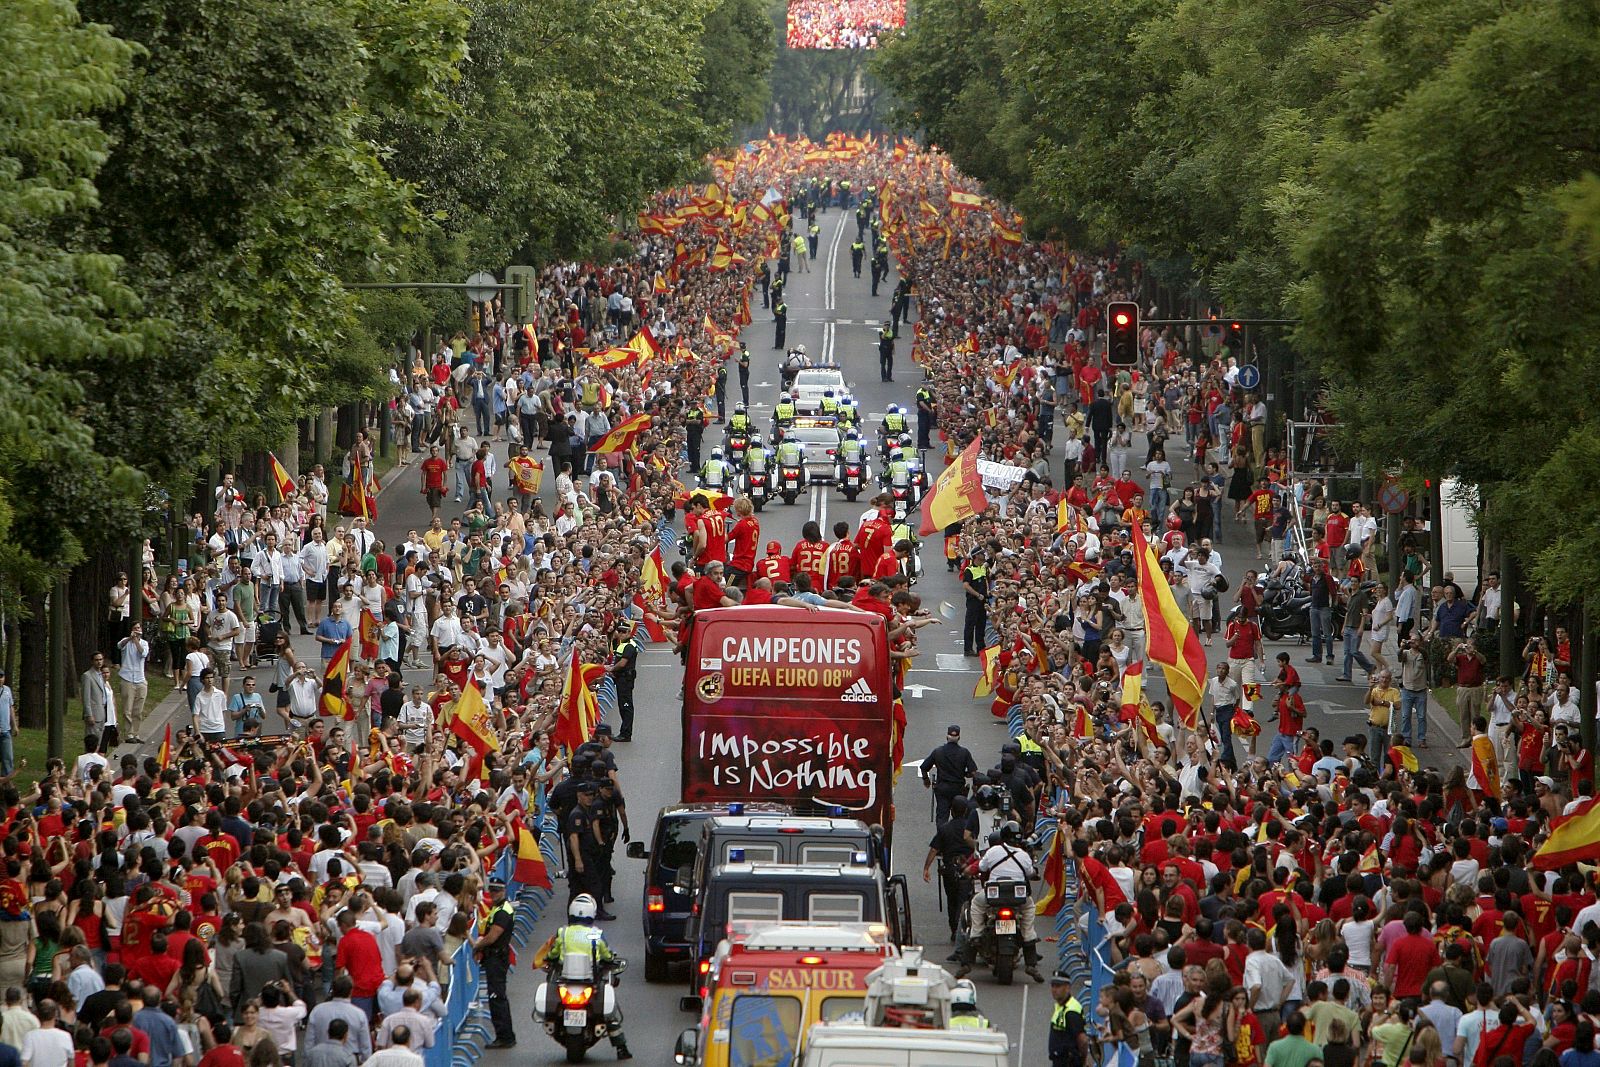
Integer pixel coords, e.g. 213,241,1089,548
130,951,179,992
420,459,446,492
823,540,858,585
1226,620,1260,660
753,555,791,585
695,511,728,565
728,517,759,572
791,539,828,584
334,927,386,998
1325,512,1349,546
1385,931,1440,998
692,577,727,611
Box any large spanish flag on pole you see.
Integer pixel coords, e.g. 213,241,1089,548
320,637,354,721
918,438,989,536
1131,525,1207,729
1533,796,1600,869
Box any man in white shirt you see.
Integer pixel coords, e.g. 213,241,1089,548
1548,682,1581,728
252,532,285,614
1479,573,1502,624
349,517,376,559
206,601,241,684
430,602,464,662
398,688,432,750
300,528,330,627
1243,928,1294,1039
117,624,150,743
192,668,229,741
20,999,74,1067
1346,503,1378,558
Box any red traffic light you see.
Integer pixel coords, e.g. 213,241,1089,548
1113,311,1131,327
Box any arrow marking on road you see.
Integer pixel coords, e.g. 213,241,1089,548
903,685,941,698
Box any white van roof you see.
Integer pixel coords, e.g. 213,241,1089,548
804,1025,1009,1054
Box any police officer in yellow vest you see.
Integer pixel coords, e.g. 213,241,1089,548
791,234,810,273
773,392,796,431
882,403,907,443
819,390,839,417
480,881,518,1048
728,404,751,436
1048,974,1087,1067
915,386,936,450
837,393,859,429
533,893,633,1059
948,981,991,1030
851,239,865,277
808,222,820,259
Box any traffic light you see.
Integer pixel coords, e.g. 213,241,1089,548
1106,301,1139,366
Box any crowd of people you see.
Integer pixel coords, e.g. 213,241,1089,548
784,0,905,49
1,130,1585,1067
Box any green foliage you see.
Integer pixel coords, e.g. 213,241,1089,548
696,0,777,138
0,0,146,597
872,0,1600,606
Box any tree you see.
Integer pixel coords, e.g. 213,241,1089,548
696,0,777,139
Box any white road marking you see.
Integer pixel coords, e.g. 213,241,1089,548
903,684,940,698
825,211,847,311
935,654,977,673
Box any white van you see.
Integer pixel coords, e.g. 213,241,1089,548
799,1026,1009,1067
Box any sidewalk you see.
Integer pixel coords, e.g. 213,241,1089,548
132,451,423,757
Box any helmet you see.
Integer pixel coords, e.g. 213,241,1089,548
735,403,746,414
569,894,598,923
887,403,900,415
749,434,763,447
824,388,835,397
795,344,807,355
847,429,859,441
712,447,724,459
780,392,792,402
1001,820,1023,845
986,828,1005,847
951,981,979,1010
899,434,912,447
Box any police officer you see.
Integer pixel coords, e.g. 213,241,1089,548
736,342,751,406
760,261,771,309
891,281,909,331
808,221,820,259
961,548,989,656
532,895,633,1060
745,433,771,475
594,776,628,905
700,448,730,490
478,881,517,1048
563,780,613,915
686,403,708,470
773,298,788,350
728,402,751,439
948,981,991,1030
839,178,852,208
714,361,728,421
921,795,977,941
819,389,839,417
885,446,910,489
881,404,908,445
878,326,896,381
606,621,638,741
1049,974,1088,1067
837,393,859,429
850,239,864,277
915,385,936,451
777,245,791,280
837,429,864,473
773,392,796,432
791,233,809,273
920,724,977,825
870,254,883,297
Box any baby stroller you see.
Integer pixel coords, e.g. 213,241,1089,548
255,611,281,663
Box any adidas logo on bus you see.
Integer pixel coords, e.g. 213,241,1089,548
840,677,878,703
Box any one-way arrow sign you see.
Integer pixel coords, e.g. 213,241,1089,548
903,685,940,699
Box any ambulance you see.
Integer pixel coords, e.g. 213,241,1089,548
675,922,897,1067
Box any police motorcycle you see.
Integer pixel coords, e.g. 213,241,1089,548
724,404,751,470
878,404,909,461
533,895,632,1062
882,441,915,522
772,391,798,439
1230,567,1314,642
742,434,774,512
953,819,1042,986
780,344,811,391
698,448,731,494
775,436,807,505
836,429,868,502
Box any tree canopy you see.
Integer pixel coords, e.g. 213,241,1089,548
874,0,1600,607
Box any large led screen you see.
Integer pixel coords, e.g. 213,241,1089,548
785,0,905,49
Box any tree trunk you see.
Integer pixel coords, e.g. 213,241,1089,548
1499,543,1519,679
17,595,46,731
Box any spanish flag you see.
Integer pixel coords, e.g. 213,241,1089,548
973,645,1000,699
630,596,669,643
653,273,668,295
268,453,296,503
586,346,639,371
641,547,668,602
918,437,988,537
1132,525,1207,729
513,816,554,889
1037,832,1067,916
1358,844,1382,873
1534,796,1600,869
158,724,172,770
1468,732,1500,799
447,680,499,756
320,637,354,721
1071,703,1094,740
1057,501,1091,536
948,190,986,212
589,413,652,454
1388,744,1419,775
555,649,607,754
992,217,1023,245
358,608,380,662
